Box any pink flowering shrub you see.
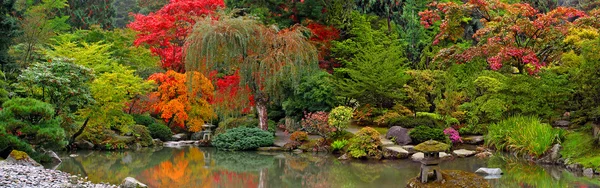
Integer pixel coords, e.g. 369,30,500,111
301,111,334,138
443,127,463,143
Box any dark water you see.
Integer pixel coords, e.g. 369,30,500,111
51,147,600,188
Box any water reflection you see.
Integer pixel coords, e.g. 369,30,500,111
56,148,600,188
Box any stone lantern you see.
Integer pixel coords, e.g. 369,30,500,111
414,140,450,183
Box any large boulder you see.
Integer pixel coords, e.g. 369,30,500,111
75,140,95,150
45,150,62,164
385,126,412,145
383,146,410,159
538,144,561,164
171,133,188,141
120,177,147,188
4,150,41,167
553,120,570,127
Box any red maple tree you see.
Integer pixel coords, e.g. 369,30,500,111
128,0,225,72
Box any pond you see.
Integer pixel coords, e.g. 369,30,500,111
51,147,600,188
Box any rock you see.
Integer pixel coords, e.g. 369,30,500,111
4,150,41,168
584,168,594,178
152,139,163,147
553,120,570,127
171,133,188,141
475,151,493,159
190,132,204,140
163,141,198,148
45,150,62,164
411,152,424,161
402,145,416,154
386,126,412,145
475,146,487,152
75,140,95,150
257,147,284,152
475,168,503,175
538,144,561,164
567,163,583,172
69,154,79,158
440,152,451,159
120,177,147,188
380,138,395,146
383,146,410,159
292,149,303,154
453,149,477,158
338,153,349,160
462,136,484,145
482,175,502,180
129,143,142,151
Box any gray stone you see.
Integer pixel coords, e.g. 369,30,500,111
475,168,503,175
45,150,62,164
190,132,204,141
402,145,416,154
292,149,303,154
171,133,188,141
440,152,451,159
380,138,395,146
75,140,95,150
338,153,349,160
553,120,571,127
163,141,198,148
385,126,412,145
475,151,493,159
411,152,424,161
453,149,477,157
538,144,562,164
584,168,594,178
120,177,147,188
567,163,583,172
462,136,484,145
69,154,79,158
383,146,410,159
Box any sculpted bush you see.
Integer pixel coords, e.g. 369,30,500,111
348,127,382,159
212,127,274,151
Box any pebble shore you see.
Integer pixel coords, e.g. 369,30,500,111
0,162,117,188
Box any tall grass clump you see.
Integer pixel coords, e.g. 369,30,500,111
485,116,564,157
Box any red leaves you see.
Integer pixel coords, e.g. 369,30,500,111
418,10,441,29
128,0,225,72
211,71,255,114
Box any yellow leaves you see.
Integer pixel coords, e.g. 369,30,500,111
43,40,117,73
564,27,600,47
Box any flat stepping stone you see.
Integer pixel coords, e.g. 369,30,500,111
453,149,477,157
380,138,395,146
412,152,451,161
402,145,416,154
383,146,410,159
463,135,484,145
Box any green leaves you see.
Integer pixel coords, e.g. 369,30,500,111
212,127,274,151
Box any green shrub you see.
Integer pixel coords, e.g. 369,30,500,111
148,123,172,141
133,114,155,126
331,139,349,152
486,116,563,157
409,126,448,144
212,127,274,151
0,98,67,150
459,123,487,135
348,127,382,158
387,116,437,128
132,125,154,147
328,106,353,132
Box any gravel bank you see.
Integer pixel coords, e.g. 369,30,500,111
0,162,117,188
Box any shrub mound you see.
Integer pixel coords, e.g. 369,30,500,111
348,127,382,159
212,127,274,151
409,125,448,144
148,123,172,141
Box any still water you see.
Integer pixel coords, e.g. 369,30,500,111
52,147,600,188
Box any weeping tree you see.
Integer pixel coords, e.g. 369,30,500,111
185,14,318,130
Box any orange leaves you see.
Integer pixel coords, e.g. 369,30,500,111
148,70,216,131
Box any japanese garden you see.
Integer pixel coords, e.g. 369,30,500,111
2,0,600,187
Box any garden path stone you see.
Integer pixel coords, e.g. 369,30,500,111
453,149,477,157
274,129,290,147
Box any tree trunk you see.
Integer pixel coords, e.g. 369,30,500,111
256,100,269,131
69,117,90,149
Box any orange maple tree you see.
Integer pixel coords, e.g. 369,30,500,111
147,70,216,132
